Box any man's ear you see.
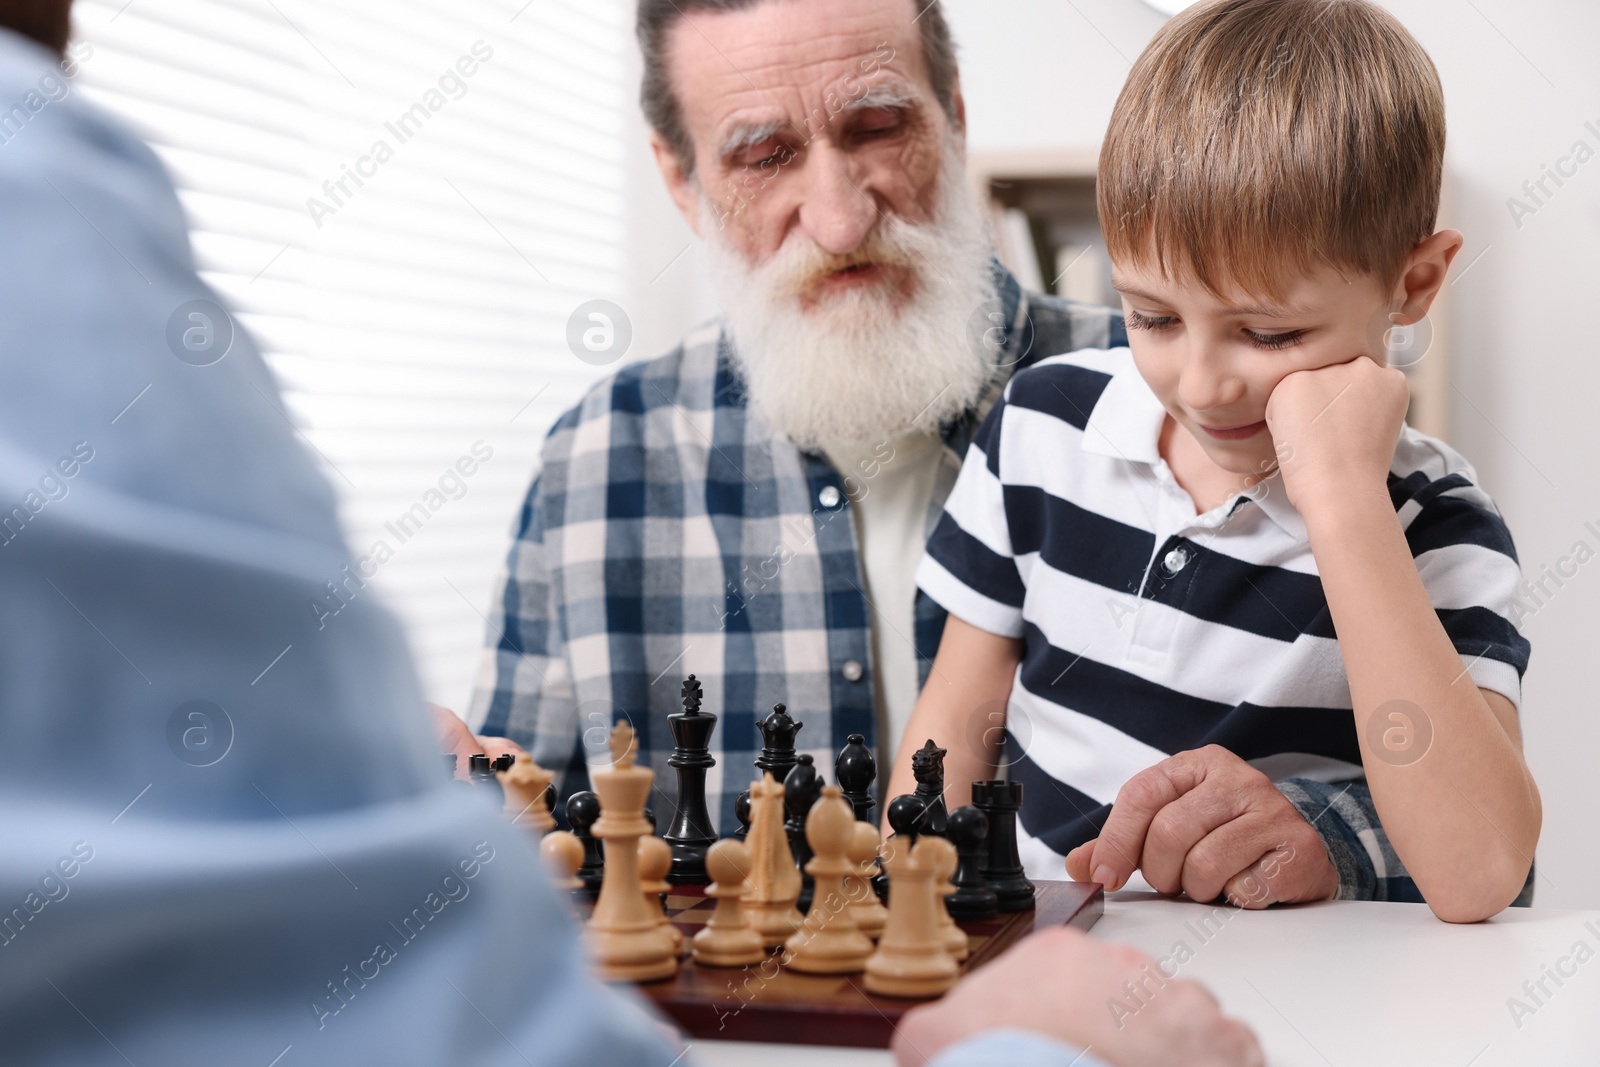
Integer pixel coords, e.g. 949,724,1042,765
650,131,704,237
1391,229,1464,325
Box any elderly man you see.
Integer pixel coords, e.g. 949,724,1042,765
465,0,1412,907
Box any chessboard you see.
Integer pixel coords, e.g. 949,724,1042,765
579,879,1103,1048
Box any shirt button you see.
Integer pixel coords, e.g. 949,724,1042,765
841,659,864,682
1163,546,1191,574
818,485,841,508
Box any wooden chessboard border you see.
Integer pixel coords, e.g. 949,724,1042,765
608,879,1103,1048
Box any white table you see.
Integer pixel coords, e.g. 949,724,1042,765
694,892,1600,1065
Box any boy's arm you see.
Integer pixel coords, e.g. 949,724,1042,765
883,614,1022,831
1269,357,1540,923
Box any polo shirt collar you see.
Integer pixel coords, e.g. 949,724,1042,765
1081,353,1309,543
1080,353,1166,466
1243,472,1310,542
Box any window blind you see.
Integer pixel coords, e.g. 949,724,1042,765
75,0,630,708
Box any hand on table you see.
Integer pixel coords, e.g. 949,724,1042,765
893,926,1263,1067
1066,745,1337,908
429,702,525,778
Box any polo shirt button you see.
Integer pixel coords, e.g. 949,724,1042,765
818,485,841,508
842,659,864,682
1163,546,1191,574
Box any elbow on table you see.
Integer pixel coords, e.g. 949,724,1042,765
1420,839,1539,924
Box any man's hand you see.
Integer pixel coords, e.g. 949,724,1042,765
1065,746,1337,908
1264,356,1408,523
429,703,525,778
892,927,1263,1067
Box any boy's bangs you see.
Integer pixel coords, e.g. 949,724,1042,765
1097,0,1445,304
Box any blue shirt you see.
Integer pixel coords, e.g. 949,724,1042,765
0,26,1107,1066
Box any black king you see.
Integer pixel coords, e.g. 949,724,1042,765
664,675,718,884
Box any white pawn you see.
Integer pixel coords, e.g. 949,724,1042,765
863,836,959,998
692,840,767,967
785,786,873,974
639,834,685,957
930,835,969,962
540,830,584,892
845,822,888,939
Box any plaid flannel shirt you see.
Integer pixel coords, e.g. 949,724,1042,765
469,262,1471,904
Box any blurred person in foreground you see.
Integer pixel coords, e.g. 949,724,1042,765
0,3,1259,1065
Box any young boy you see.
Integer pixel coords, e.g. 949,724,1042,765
889,0,1540,922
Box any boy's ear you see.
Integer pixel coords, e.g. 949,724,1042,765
1391,229,1465,325
651,131,704,237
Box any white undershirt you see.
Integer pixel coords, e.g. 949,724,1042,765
824,431,946,774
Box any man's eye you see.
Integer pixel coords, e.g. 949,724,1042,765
855,121,902,141
1244,329,1306,350
1126,309,1177,331
739,142,789,168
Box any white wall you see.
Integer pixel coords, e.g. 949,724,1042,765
621,0,1600,907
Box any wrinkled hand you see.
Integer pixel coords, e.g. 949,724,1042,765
1066,746,1337,908
893,926,1263,1067
429,702,525,778
1264,356,1408,522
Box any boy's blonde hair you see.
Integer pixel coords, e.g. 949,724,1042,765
1098,0,1445,300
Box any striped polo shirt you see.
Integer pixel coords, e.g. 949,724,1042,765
915,347,1530,880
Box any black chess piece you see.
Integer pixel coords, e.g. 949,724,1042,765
543,782,557,818
467,754,504,806
491,753,515,774
835,732,877,824
910,739,949,837
886,794,929,844
944,805,999,920
734,702,804,840
564,790,605,898
664,675,718,884
876,793,929,901
970,780,1035,911
783,754,823,912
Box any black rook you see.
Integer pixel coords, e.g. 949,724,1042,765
970,779,1035,912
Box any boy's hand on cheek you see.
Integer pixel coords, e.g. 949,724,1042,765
1264,357,1409,524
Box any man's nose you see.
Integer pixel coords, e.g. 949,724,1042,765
794,142,879,256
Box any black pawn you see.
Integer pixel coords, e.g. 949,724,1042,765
783,755,823,912
564,791,605,899
734,702,804,840
664,675,718,884
886,794,929,844
542,782,557,818
877,794,929,901
970,780,1035,912
491,753,516,774
910,739,949,837
944,806,998,920
835,733,877,824
467,754,504,806
733,791,752,839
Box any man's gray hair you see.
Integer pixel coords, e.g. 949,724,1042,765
637,0,960,176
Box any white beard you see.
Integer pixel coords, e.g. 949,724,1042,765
699,141,999,453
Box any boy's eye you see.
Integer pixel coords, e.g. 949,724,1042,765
1126,309,1177,332
1243,329,1306,351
